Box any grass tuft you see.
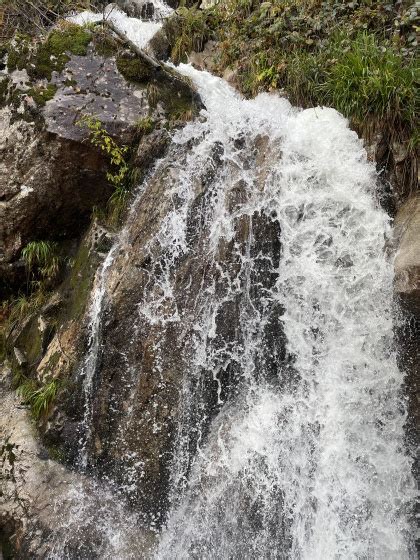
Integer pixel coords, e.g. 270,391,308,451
16,377,59,419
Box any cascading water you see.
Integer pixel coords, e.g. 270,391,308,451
151,66,417,559
47,40,416,560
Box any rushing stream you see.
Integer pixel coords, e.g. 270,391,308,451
48,14,416,560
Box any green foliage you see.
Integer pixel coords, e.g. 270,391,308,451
78,114,132,225
320,33,418,127
31,23,91,80
22,240,60,281
16,377,59,419
170,0,418,146
77,114,129,189
163,6,218,63
136,116,155,134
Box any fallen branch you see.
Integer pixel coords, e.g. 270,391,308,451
101,18,162,70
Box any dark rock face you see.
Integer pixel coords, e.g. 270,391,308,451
76,134,288,525
0,112,111,281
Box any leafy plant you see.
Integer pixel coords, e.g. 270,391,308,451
77,114,130,189
136,116,155,135
78,114,132,225
163,6,218,63
22,240,60,281
16,377,59,419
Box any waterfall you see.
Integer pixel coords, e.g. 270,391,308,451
78,245,116,469
47,49,416,560
150,66,417,559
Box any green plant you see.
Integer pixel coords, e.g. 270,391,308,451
16,377,59,419
22,240,60,281
320,33,418,127
78,114,132,225
77,114,130,188
136,116,155,134
163,6,217,63
26,83,57,106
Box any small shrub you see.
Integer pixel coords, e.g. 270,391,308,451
163,6,217,64
136,116,155,134
78,114,132,225
22,240,60,281
16,377,59,419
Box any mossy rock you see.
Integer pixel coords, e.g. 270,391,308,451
30,25,92,80
27,83,57,106
6,33,31,72
116,53,153,83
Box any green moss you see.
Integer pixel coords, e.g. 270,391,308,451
155,75,199,122
15,316,44,366
0,77,9,108
6,33,31,72
47,443,66,462
64,239,95,321
27,83,57,106
31,24,92,80
116,54,152,83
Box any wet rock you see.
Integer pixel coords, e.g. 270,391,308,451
394,194,420,311
134,127,170,169
188,41,219,73
0,107,111,288
78,135,286,526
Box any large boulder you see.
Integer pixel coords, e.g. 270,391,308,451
0,33,200,295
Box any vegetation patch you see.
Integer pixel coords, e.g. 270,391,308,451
15,375,59,419
0,77,9,107
77,114,133,226
22,240,61,283
136,116,155,135
93,28,120,58
167,0,418,170
6,33,31,72
30,23,92,80
163,5,217,64
26,83,57,106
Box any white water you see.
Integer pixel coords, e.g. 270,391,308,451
78,244,116,468
150,66,417,559
67,4,167,49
